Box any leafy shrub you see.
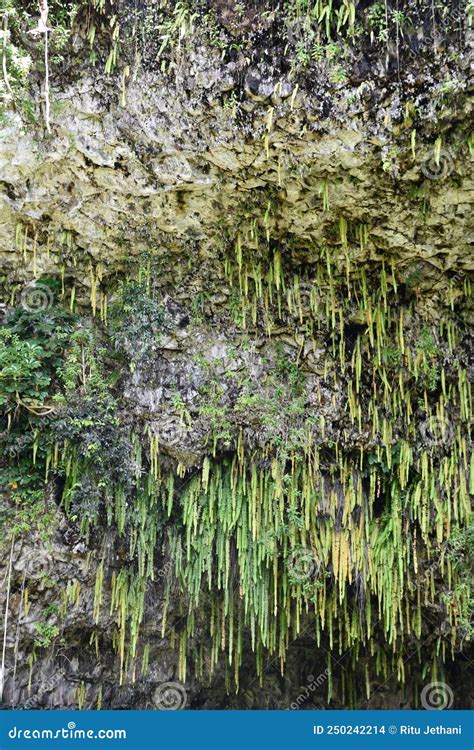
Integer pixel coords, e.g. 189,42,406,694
0,303,75,498
108,281,167,366
53,394,134,523
0,329,49,412
1,306,76,408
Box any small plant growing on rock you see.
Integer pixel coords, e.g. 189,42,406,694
33,621,59,650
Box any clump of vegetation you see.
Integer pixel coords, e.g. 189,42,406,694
0,329,51,418
33,621,60,650
0,302,75,414
0,301,76,498
107,281,167,367
53,393,134,531
0,0,31,104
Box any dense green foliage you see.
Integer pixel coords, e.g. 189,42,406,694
1,247,471,704
108,280,167,366
0,0,472,711
0,301,75,493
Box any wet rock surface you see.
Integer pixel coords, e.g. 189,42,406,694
0,2,473,711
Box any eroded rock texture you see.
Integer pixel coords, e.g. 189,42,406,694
0,0,473,710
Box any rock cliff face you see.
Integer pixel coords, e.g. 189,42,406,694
0,1,473,710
